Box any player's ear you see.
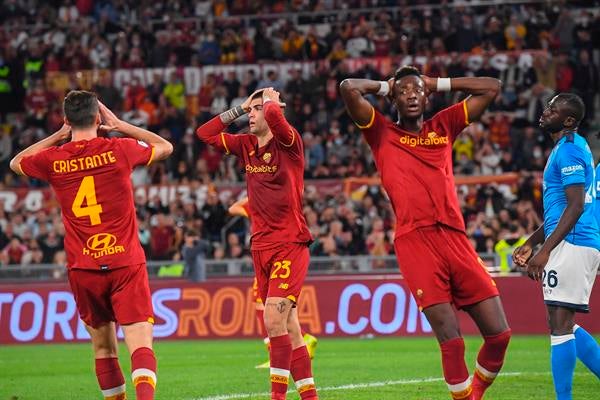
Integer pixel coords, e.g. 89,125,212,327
563,116,576,129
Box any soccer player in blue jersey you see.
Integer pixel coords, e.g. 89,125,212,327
513,93,600,399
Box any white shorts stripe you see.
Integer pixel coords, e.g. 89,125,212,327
101,384,126,396
270,368,290,377
475,361,498,379
295,377,314,389
446,377,471,392
551,334,575,346
132,368,157,384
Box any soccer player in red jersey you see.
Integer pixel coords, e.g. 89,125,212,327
197,89,318,400
228,196,318,369
340,67,511,400
10,91,173,400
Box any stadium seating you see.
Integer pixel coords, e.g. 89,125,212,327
1,1,599,271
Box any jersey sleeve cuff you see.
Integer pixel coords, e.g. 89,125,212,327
146,146,156,166
355,107,376,129
463,100,470,125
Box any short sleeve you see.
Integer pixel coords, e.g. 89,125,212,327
430,101,469,142
117,138,155,168
557,144,587,187
20,150,51,180
356,107,387,149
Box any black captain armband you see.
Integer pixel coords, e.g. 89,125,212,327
219,105,245,124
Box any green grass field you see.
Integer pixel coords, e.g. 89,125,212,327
1,336,599,400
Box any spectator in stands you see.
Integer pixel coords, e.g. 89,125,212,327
150,213,175,260
1,236,27,264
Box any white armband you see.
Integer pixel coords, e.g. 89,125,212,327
377,81,390,96
436,78,451,92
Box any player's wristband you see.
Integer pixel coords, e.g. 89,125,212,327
377,81,390,96
436,78,451,92
219,105,245,124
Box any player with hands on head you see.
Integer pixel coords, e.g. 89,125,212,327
10,91,172,400
197,87,318,400
340,67,511,400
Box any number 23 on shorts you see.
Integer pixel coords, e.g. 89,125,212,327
271,260,291,279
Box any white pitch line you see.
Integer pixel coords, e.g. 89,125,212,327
192,372,537,400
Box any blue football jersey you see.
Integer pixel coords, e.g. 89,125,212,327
543,132,600,250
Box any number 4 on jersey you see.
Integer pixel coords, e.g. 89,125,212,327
72,176,103,225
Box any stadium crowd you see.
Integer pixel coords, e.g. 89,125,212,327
1,1,599,270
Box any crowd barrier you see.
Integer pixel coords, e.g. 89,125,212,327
1,274,598,344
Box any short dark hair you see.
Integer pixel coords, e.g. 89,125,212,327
251,90,264,101
63,90,99,129
394,65,421,81
554,93,585,125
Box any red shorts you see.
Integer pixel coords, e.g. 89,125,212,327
394,225,499,310
251,243,310,303
67,263,154,328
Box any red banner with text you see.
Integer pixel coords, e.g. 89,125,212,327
1,275,598,344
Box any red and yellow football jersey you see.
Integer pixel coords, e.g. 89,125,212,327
359,101,470,239
20,137,154,270
197,102,312,250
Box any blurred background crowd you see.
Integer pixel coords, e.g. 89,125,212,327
0,0,599,273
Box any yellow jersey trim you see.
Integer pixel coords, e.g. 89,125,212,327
355,107,375,129
463,100,470,125
17,161,26,176
221,132,230,154
146,147,155,166
279,130,296,148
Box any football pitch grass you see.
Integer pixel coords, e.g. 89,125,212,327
1,336,599,400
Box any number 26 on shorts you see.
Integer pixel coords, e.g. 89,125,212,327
542,269,558,288
271,260,291,279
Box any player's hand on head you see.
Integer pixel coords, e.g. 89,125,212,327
421,75,436,97
386,77,395,101
98,100,121,132
55,123,72,141
262,88,286,108
241,88,265,112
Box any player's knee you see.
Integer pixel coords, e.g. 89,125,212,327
93,341,118,358
484,328,511,349
264,313,287,337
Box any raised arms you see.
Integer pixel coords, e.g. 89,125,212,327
10,124,71,175
339,79,388,126
422,76,501,123
98,102,173,161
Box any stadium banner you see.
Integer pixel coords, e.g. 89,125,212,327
1,275,598,344
44,51,544,96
